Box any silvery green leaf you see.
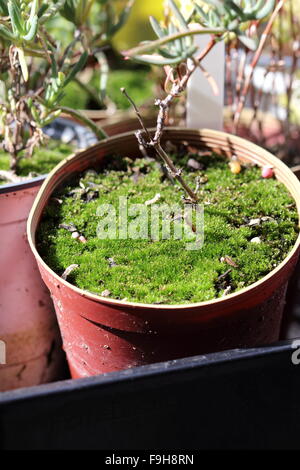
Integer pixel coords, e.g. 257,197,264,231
149,16,165,39
194,3,210,24
8,1,25,36
238,34,258,50
226,1,244,15
133,53,184,66
254,0,275,20
208,8,220,27
158,48,178,59
202,0,225,14
29,0,39,23
23,15,38,42
168,0,189,31
244,0,264,16
0,25,15,41
227,18,239,31
40,0,67,24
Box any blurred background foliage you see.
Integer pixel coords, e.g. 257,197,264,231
112,0,162,50
54,0,164,110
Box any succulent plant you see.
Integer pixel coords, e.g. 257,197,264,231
124,0,276,66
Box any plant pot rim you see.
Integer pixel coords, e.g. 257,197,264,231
27,127,300,311
0,174,47,195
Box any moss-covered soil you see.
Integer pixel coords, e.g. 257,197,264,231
37,145,299,304
0,141,73,185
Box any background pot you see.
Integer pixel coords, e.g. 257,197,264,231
0,119,97,391
0,178,66,391
281,165,300,340
0,116,156,390
27,128,300,379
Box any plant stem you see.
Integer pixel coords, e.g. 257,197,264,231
154,142,198,202
121,36,218,203
123,28,225,58
122,88,198,203
58,106,108,140
233,0,286,133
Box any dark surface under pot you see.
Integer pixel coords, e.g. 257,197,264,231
0,123,300,450
0,339,299,450
0,211,299,450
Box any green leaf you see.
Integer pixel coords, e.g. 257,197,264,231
38,4,49,18
40,0,67,24
17,47,28,81
64,51,88,87
168,21,182,54
201,0,225,14
157,48,178,59
23,15,38,42
95,51,108,101
194,3,210,24
133,54,183,66
149,16,165,39
255,0,275,20
244,0,264,16
168,0,189,31
29,0,39,23
208,8,220,27
123,27,225,57
0,25,15,42
227,19,239,31
225,1,246,20
0,0,9,16
50,50,58,78
238,34,258,50
8,0,25,37
108,0,134,36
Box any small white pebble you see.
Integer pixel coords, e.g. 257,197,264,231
71,231,80,239
249,218,261,226
79,235,87,243
251,237,261,244
101,289,111,297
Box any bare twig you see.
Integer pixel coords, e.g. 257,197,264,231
233,0,286,133
122,88,198,203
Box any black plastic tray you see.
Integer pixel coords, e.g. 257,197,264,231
0,341,299,450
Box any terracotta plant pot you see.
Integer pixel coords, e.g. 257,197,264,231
27,128,300,379
0,178,65,391
0,117,156,390
291,165,300,180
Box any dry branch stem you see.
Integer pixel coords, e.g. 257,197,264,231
233,0,286,132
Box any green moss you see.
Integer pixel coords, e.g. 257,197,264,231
0,140,73,183
36,148,299,304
